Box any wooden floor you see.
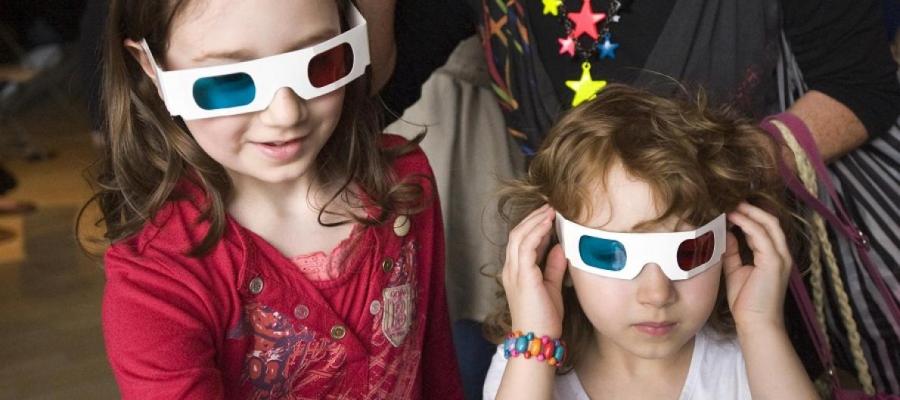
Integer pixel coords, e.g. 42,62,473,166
1,93,120,398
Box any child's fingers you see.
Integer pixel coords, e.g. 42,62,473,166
506,206,549,261
505,205,551,283
722,232,744,275
727,209,781,270
722,231,752,309
516,211,555,284
543,244,567,293
736,203,790,266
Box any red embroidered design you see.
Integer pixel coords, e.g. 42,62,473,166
290,225,359,282
386,240,416,286
381,241,418,347
231,303,349,399
367,240,424,398
382,283,414,347
243,305,310,392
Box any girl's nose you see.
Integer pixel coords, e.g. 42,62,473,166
259,87,307,127
635,263,676,308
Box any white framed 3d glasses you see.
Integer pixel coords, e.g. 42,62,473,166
140,2,370,120
555,212,726,280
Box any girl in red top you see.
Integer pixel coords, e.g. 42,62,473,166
88,0,461,398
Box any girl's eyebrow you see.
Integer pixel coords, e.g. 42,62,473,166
191,29,340,62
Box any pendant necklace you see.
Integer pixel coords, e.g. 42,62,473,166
542,0,623,106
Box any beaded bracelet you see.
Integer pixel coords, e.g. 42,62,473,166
503,331,567,367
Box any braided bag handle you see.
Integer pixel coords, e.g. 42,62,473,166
760,113,900,399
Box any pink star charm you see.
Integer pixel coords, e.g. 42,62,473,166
567,0,606,40
558,36,576,57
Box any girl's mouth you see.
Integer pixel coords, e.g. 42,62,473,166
632,321,676,337
254,138,303,161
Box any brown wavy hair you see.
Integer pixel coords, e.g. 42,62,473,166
484,84,792,372
79,0,427,255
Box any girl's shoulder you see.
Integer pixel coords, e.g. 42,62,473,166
103,180,243,283
102,192,246,336
106,182,211,252
381,133,434,180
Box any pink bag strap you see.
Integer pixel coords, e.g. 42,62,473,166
760,113,900,325
788,265,842,388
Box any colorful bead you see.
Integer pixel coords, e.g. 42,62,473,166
542,341,555,360
502,331,567,368
553,341,566,363
503,337,515,358
528,338,542,357
515,336,528,353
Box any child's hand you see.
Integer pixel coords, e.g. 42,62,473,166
502,204,567,338
723,202,793,331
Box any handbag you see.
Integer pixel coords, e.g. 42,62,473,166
760,113,900,400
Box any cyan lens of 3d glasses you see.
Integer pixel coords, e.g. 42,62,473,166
578,236,627,271
193,72,256,110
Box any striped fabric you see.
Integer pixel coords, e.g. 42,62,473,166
781,34,900,393
826,119,900,393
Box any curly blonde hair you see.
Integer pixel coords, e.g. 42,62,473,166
485,84,791,372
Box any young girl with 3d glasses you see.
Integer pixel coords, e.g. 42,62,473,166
483,85,819,399
90,1,460,398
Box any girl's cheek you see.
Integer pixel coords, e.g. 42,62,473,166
674,264,722,312
186,114,248,133
571,269,631,316
313,90,346,123
186,117,248,144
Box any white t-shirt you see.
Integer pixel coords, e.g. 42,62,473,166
482,327,751,400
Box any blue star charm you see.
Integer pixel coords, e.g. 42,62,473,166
597,34,620,59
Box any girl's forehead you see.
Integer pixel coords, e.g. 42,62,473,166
166,0,341,67
582,165,692,233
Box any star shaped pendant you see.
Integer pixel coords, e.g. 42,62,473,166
566,62,607,107
542,0,563,16
567,0,606,40
598,34,619,59
558,36,576,57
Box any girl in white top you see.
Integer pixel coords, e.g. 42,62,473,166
483,85,819,400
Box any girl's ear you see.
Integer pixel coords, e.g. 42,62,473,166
123,39,161,91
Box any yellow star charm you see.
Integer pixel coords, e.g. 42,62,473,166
542,0,563,16
566,62,607,107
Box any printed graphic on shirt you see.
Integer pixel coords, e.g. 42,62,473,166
367,330,423,399
381,240,418,347
382,283,414,347
367,239,423,398
229,303,349,399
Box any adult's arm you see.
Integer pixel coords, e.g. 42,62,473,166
783,0,900,161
